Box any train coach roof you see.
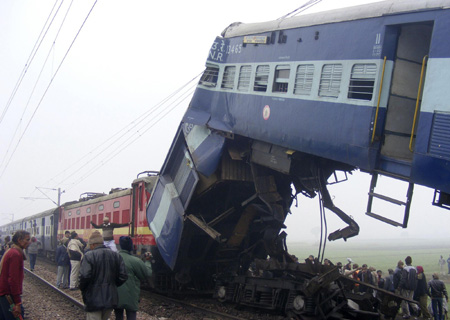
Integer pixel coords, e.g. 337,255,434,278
63,188,132,210
222,0,450,38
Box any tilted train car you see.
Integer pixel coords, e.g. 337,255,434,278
58,172,157,254
146,0,450,317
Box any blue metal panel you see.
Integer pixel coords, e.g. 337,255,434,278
184,124,225,177
190,89,380,171
429,112,450,159
146,128,199,269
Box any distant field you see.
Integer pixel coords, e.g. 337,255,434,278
287,238,450,284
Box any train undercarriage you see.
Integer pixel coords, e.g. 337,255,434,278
147,128,412,318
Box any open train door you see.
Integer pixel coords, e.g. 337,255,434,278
380,22,433,165
367,22,433,227
146,126,199,269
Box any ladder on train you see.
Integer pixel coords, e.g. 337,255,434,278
365,172,414,228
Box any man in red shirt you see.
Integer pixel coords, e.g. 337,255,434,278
0,230,31,320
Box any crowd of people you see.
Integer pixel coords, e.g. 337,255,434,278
324,255,449,320
0,216,152,320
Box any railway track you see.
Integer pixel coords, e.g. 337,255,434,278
26,259,267,320
24,267,84,309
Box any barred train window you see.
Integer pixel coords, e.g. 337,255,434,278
294,64,315,95
199,65,219,87
221,66,236,90
238,65,252,92
319,64,343,98
348,64,377,101
273,65,290,93
254,65,270,92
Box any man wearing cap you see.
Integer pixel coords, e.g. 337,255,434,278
79,231,127,320
114,236,152,320
90,217,130,252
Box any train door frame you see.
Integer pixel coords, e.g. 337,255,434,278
381,21,434,165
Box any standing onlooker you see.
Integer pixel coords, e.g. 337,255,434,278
90,216,130,252
377,270,385,289
399,256,419,319
67,231,85,290
0,236,12,257
393,260,404,294
0,230,31,320
56,239,70,289
447,254,450,275
27,236,40,271
415,266,432,319
358,264,373,293
428,273,448,320
439,255,446,276
114,236,152,320
79,231,128,320
384,269,395,293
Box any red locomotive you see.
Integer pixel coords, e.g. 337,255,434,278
58,171,158,254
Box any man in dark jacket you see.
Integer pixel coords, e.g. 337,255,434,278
428,273,448,320
399,256,419,319
79,231,128,320
55,239,70,289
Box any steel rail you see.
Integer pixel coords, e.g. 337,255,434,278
24,268,85,310
144,291,248,320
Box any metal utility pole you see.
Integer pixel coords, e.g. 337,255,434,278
21,187,65,206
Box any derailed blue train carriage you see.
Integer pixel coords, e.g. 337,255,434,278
147,1,450,318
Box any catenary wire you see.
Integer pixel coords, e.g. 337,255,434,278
0,0,63,126
0,0,75,173
47,73,200,190
0,0,99,181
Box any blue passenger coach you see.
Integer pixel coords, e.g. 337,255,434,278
183,0,450,224
145,1,450,312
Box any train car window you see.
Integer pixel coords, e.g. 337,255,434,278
76,209,80,215
348,63,377,101
238,65,252,92
294,64,315,95
98,204,104,211
113,201,120,208
123,209,130,224
81,217,85,229
221,66,236,90
273,65,290,93
254,65,270,92
86,207,91,213
199,65,219,87
319,64,343,98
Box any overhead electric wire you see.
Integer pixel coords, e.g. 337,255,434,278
0,0,98,181
277,0,323,20
67,79,199,190
0,0,75,173
0,0,63,126
45,73,201,191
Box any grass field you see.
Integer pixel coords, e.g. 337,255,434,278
287,237,450,284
